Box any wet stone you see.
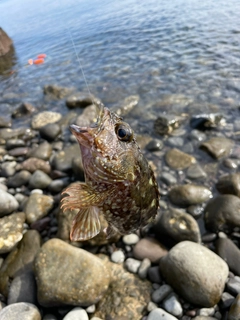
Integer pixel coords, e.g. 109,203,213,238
43,84,74,99
197,308,215,316
165,148,196,170
228,294,240,320
133,237,168,263
145,139,164,152
27,141,52,160
216,173,240,197
148,266,162,284
24,193,54,224
0,189,19,217
167,136,184,147
160,241,229,307
138,258,151,279
7,170,31,188
111,250,125,264
187,164,207,180
8,146,29,157
216,238,240,276
66,93,94,109
154,114,182,135
201,233,217,243
189,130,207,142
162,293,183,317
223,158,239,169
0,302,41,320
1,160,17,177
6,139,25,150
0,128,27,141
0,212,25,254
160,172,177,186
62,307,89,320
200,137,234,159
152,284,173,304
122,233,139,245
12,102,35,118
125,258,141,273
148,308,178,320
31,111,62,129
48,178,69,193
190,113,225,130
20,157,51,174
204,195,240,232
39,123,61,141
51,144,80,172
187,204,204,219
168,184,212,206
74,104,98,127
29,170,52,189
0,116,11,128
114,95,139,116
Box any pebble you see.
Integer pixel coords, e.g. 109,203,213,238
1,161,17,177
187,164,207,180
162,293,183,317
7,170,31,188
160,172,177,186
148,266,162,284
66,93,93,109
189,130,207,142
147,301,158,312
62,307,89,320
20,157,51,174
228,293,240,320
138,258,151,279
197,308,215,316
159,241,229,307
124,258,141,273
122,233,139,245
165,148,196,170
12,102,35,118
86,304,96,313
147,308,178,320
133,237,168,263
39,123,61,141
167,136,184,147
31,111,62,129
226,278,240,295
27,141,52,161
0,302,41,320
145,139,164,152
216,173,240,197
24,193,54,224
43,84,74,99
29,169,52,189
221,292,235,309
223,158,239,169
51,144,80,172
152,284,173,303
200,137,234,159
111,250,125,264
0,189,19,217
154,114,182,135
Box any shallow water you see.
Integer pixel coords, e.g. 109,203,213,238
0,0,240,120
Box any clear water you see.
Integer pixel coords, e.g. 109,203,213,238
0,0,240,118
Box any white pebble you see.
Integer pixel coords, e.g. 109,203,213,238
122,233,139,245
162,294,183,317
147,308,178,320
111,250,125,264
125,258,141,273
197,307,215,316
30,189,43,195
147,301,158,312
62,307,89,320
138,258,151,279
86,304,96,313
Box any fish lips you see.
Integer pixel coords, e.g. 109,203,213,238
69,124,96,146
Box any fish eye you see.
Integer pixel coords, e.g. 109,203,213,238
115,123,133,142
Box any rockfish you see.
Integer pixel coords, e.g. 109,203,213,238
61,103,159,241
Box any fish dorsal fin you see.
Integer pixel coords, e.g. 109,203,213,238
70,206,101,241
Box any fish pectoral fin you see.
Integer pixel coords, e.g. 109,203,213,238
61,182,102,211
70,206,101,241
103,224,119,240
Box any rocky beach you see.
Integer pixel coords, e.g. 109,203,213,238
0,84,239,320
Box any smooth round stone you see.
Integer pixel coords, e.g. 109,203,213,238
114,95,139,116
0,302,41,320
0,212,25,253
201,233,217,243
1,161,17,177
197,308,215,316
200,137,234,159
192,317,217,320
189,130,207,142
162,293,183,317
152,284,172,304
51,144,80,172
216,173,240,197
148,301,158,312
7,271,37,304
187,204,204,218
147,308,178,320
43,84,74,99
6,139,25,150
147,266,162,284
66,93,93,109
138,258,151,279
165,148,196,170
48,178,69,193
160,172,177,186
29,170,52,189
167,137,184,147
20,157,51,174
111,250,125,264
133,238,168,263
228,294,240,320
24,193,54,224
190,113,225,130
187,164,207,180
226,278,240,295
223,158,239,169
0,127,27,140
145,139,164,152
62,307,89,320
34,239,110,307
204,195,240,232
7,170,31,188
154,208,201,243
125,258,141,273
27,142,52,161
221,292,235,309
154,114,182,135
0,189,19,217
168,184,212,206
159,241,229,307
8,147,29,157
86,304,95,313
12,102,35,119
122,233,139,245
31,111,62,129
39,123,61,141
91,318,103,320
216,238,240,276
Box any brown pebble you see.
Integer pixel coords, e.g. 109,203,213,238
133,237,168,263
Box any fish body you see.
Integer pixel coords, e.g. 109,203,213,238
61,104,159,241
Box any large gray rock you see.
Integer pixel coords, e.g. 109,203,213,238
0,302,41,320
34,239,110,307
0,190,19,217
159,241,228,307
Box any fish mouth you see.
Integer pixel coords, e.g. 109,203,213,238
69,124,89,134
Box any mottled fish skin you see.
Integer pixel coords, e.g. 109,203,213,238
61,104,159,241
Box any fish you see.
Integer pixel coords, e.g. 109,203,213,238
61,103,159,241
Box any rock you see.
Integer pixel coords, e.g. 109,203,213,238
122,233,139,245
66,93,94,109
29,170,52,189
216,173,240,197
216,238,240,276
1,161,17,177
228,294,240,320
138,258,151,279
111,250,125,264
154,114,182,135
226,278,240,295
147,308,178,320
223,158,239,169
159,241,229,307
8,146,29,157
0,212,25,254
189,130,207,142
190,114,225,130
74,104,98,127
0,190,19,217
167,136,184,147
62,307,89,320
0,230,41,297
0,302,41,320
162,293,183,317
51,144,80,172
31,111,62,130
0,27,13,56
48,178,69,193
43,85,74,99
145,139,164,152
34,239,110,307
154,207,201,243
204,195,240,232
19,157,51,174
133,238,168,263
152,284,173,304
7,170,31,188
114,95,139,116
197,308,215,317
27,141,52,160
125,258,141,273
187,164,207,180
160,172,177,186
94,255,151,320
147,301,158,312
71,157,85,181
221,292,235,309
0,116,11,128
39,123,61,141
6,139,25,150
168,184,212,206
200,137,234,159
148,266,162,284
0,127,27,141
165,148,196,170
24,193,54,224
7,271,37,304
12,102,35,118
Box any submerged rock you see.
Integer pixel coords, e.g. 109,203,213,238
216,173,240,197
114,95,139,116
12,102,35,119
190,113,225,130
66,93,96,109
154,114,183,135
0,27,13,56
43,84,74,99
24,193,54,224
200,137,234,159
165,148,196,170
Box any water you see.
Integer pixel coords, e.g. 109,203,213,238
0,0,240,118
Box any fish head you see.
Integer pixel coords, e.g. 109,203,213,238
70,106,140,183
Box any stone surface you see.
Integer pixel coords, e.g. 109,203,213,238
154,114,182,135
12,102,35,118
187,164,207,180
0,230,41,297
159,241,229,307
43,84,74,99
111,250,125,264
168,184,212,206
228,294,240,320
216,173,240,197
29,170,52,189
216,238,240,276
7,170,31,188
138,258,151,279
114,95,139,116
0,27,13,56
125,258,141,273
24,193,54,224
0,189,19,217
122,233,139,245
204,195,240,232
34,239,110,307
133,237,168,263
200,137,234,159
221,292,235,309
152,284,173,304
27,142,52,161
0,212,25,254
165,148,196,170
51,144,80,172
1,160,17,177
66,93,94,109
62,307,89,320
0,302,41,320
162,293,183,317
39,123,61,141
147,308,178,320
20,157,51,174
31,111,62,129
